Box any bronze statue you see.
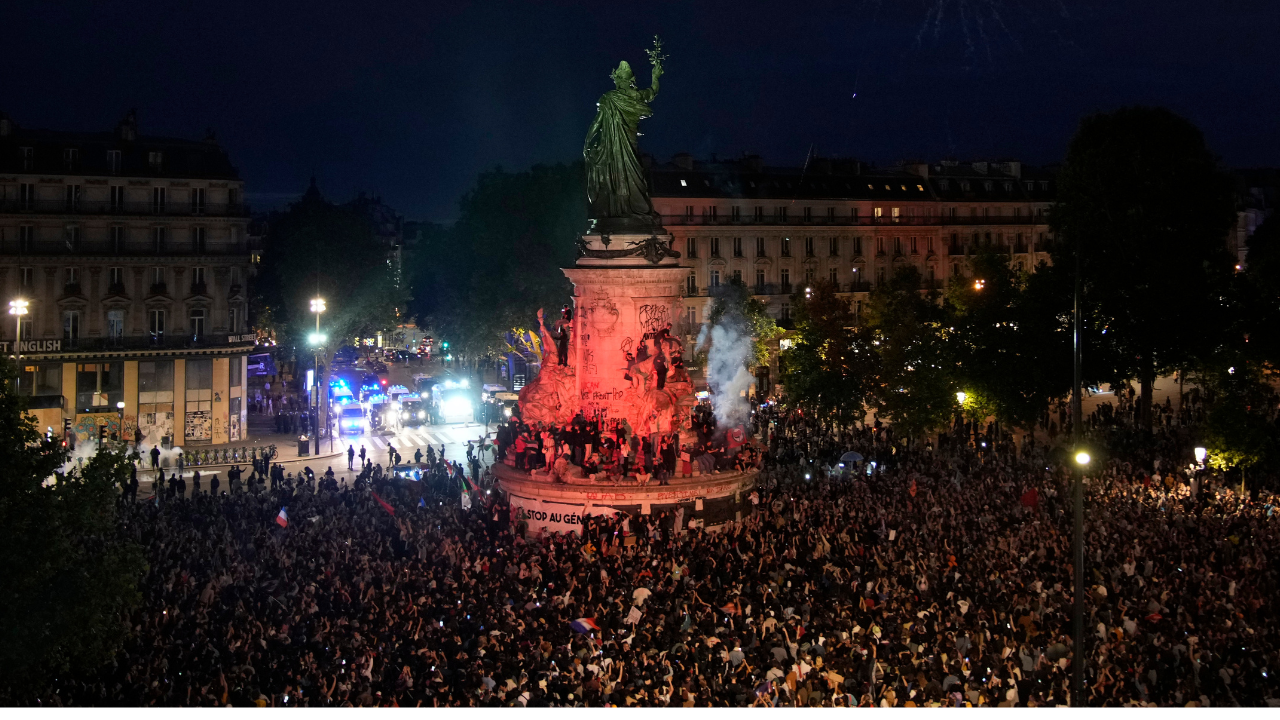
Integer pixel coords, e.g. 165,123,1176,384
584,37,666,230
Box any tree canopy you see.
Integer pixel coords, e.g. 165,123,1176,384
1051,106,1237,428
0,362,145,700
946,249,1073,430
406,163,585,362
254,183,405,357
781,281,876,425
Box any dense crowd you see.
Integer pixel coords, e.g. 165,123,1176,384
492,404,761,485
23,399,1280,707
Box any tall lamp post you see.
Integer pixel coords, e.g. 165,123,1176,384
309,297,326,456
1071,239,1086,706
116,400,126,446
9,298,29,393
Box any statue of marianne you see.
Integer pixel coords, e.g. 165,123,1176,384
584,40,665,228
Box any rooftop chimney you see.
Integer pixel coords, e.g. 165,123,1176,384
117,108,138,141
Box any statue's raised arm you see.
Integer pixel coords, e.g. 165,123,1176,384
641,37,664,103
584,37,667,231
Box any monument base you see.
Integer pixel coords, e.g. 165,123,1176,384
492,463,757,538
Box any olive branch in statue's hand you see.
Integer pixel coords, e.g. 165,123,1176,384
647,36,667,72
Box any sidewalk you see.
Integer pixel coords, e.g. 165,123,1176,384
131,431,344,471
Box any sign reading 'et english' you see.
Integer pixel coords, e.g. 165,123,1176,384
0,340,62,353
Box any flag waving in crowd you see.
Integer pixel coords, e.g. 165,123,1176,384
371,491,396,516
275,506,288,528
569,618,599,634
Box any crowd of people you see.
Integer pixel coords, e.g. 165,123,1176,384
492,404,763,486
20,395,1280,707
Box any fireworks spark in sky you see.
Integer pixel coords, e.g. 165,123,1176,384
911,0,1072,66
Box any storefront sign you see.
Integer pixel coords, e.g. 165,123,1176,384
0,340,61,353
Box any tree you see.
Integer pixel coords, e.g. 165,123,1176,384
254,182,405,428
704,276,782,370
0,362,145,700
407,163,585,366
1240,214,1280,370
947,249,1073,430
1051,107,1237,430
782,281,876,425
863,266,957,438
1192,351,1279,481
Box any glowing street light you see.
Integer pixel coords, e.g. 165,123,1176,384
1074,450,1090,466
309,297,327,456
1194,447,1207,465
973,279,986,291
9,298,29,393
955,391,967,404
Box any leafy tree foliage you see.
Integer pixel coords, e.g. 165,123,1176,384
1051,107,1237,429
781,281,875,425
948,249,1073,430
406,163,585,361
0,362,145,700
254,184,405,354
1192,351,1280,474
862,266,958,437
1240,214,1280,370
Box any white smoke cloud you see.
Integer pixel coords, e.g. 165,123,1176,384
57,442,186,478
695,319,755,429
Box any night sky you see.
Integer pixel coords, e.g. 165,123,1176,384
3,0,1276,221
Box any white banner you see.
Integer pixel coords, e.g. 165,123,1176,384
508,495,624,537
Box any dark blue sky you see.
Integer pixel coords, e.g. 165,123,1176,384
2,0,1276,221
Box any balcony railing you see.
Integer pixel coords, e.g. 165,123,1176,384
0,199,249,218
106,282,127,296
660,213,1048,227
148,282,168,296
0,241,250,257
190,281,209,296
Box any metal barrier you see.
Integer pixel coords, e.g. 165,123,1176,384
182,444,276,467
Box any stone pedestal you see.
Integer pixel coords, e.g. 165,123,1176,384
565,231,691,432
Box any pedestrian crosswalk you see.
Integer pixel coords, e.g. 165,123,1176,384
336,423,494,456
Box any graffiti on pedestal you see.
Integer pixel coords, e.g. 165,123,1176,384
637,303,670,333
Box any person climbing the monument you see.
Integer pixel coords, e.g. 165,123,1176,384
554,306,573,366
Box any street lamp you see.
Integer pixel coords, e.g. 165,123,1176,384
309,297,326,456
973,279,985,291
955,391,966,404
1070,235,1085,706
9,298,29,393
1194,447,1206,466
117,401,126,445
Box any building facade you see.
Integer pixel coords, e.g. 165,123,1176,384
648,154,1057,331
0,110,253,447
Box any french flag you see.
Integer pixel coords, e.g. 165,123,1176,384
276,506,289,528
569,618,600,634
